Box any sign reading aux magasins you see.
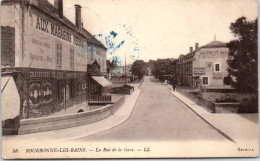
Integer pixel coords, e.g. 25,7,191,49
34,15,86,47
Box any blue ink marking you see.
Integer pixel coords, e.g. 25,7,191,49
94,26,142,66
110,31,117,38
120,24,142,65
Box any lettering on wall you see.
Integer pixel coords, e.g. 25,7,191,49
34,14,86,46
198,50,227,58
30,32,53,67
29,69,86,78
194,67,205,75
29,11,110,72
213,73,223,79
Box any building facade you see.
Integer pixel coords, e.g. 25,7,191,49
177,40,232,89
193,40,231,89
1,0,108,125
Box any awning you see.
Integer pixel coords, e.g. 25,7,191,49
1,75,20,121
91,76,112,87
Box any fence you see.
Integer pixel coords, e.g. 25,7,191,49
87,94,125,103
87,95,112,102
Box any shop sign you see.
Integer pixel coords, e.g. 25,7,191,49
213,73,223,79
194,67,205,75
32,12,86,47
66,72,86,78
29,69,85,78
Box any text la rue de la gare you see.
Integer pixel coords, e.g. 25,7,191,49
24,147,150,153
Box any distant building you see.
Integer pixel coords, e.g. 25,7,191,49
177,39,232,89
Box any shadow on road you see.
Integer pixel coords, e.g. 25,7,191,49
238,114,258,124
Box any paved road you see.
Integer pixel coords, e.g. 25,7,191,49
79,77,228,141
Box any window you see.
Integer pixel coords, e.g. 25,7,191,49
56,43,62,67
224,77,232,85
202,77,209,86
215,63,220,72
70,48,74,70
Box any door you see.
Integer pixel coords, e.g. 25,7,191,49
57,79,66,109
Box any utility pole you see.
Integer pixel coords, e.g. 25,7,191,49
125,52,127,84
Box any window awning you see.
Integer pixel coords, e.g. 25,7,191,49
1,75,20,121
91,76,112,87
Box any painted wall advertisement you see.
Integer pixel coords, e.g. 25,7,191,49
213,73,223,79
28,11,87,71
193,67,205,75
29,32,53,69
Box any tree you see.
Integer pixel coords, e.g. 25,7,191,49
107,59,117,74
131,60,146,81
227,17,257,92
151,58,177,82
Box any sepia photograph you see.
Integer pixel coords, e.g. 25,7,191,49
1,0,258,159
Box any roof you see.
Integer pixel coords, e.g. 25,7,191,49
2,0,106,49
202,40,227,48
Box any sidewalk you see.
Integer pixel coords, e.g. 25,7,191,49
3,84,141,142
166,84,258,144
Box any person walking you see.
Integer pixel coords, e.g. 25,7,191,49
171,76,177,92
172,82,177,91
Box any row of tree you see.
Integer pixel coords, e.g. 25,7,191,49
130,59,178,82
151,59,177,82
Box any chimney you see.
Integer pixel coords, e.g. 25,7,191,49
54,0,63,19
75,5,82,29
195,43,199,50
190,47,193,54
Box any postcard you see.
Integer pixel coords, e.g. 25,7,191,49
1,0,258,159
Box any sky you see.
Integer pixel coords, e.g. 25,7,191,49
49,0,257,64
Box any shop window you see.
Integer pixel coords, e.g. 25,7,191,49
202,77,209,86
70,48,74,70
215,63,220,72
56,43,62,67
224,77,232,85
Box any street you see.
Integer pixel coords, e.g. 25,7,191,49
79,77,228,141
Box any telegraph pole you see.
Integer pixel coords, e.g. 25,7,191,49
125,52,127,84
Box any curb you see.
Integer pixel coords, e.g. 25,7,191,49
165,84,236,143
138,78,144,88
61,89,141,141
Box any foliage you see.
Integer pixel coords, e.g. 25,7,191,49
131,60,147,81
107,59,117,74
227,17,258,92
151,58,177,82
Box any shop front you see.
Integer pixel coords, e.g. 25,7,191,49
2,68,87,120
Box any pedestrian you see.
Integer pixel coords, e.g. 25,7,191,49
172,82,176,91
